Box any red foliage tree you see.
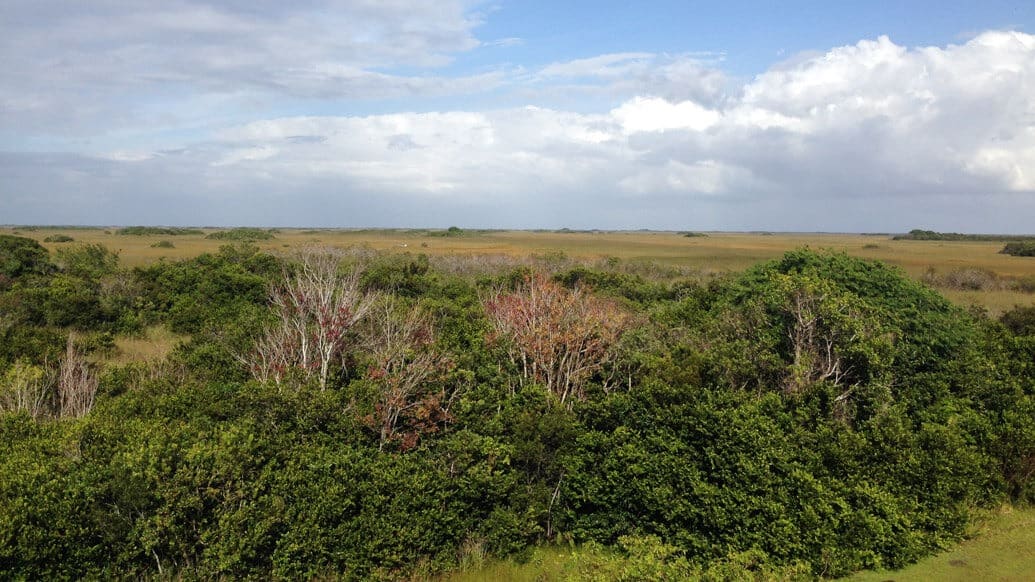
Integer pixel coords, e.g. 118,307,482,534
484,272,631,406
360,297,454,450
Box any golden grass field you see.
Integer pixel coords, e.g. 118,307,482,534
7,226,1035,315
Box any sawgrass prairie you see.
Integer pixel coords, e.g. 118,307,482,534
9,227,1035,315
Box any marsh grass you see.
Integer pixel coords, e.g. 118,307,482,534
6,227,1034,313
104,325,186,365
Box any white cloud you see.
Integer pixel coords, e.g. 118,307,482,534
3,30,1035,231
611,97,720,133
0,1,488,134
539,53,657,78
212,145,279,166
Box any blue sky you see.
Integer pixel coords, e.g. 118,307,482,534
2,1,1035,231
470,1,1033,74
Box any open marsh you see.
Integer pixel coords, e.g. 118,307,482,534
9,227,1034,314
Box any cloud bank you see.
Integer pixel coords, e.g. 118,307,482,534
1,2,1033,231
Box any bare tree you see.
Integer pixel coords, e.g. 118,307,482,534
1,335,97,420
484,272,631,406
0,360,53,419
248,248,377,390
57,334,98,419
361,297,452,450
784,286,850,394
776,276,890,414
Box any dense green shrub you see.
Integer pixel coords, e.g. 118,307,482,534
1002,242,1035,257
42,234,74,243
1,249,1033,580
54,243,119,279
0,235,54,280
1001,305,1035,336
131,245,274,334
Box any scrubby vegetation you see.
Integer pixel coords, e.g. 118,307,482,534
116,226,204,236
896,229,1035,242
921,267,1035,294
151,240,175,249
205,227,277,241
42,234,75,243
2,234,1035,580
428,226,465,237
1002,242,1035,257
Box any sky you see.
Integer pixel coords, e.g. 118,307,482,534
2,1,1035,232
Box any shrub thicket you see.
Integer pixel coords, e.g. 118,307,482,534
1002,242,1035,257
116,226,203,236
205,228,276,241
1,248,1033,579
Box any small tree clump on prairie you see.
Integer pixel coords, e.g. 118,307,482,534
43,235,74,243
116,226,203,236
206,228,276,241
484,272,632,406
3,248,1035,580
115,226,203,236
1002,242,1035,257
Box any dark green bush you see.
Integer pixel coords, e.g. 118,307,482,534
1,249,1033,580
1001,305,1035,336
1002,242,1035,257
0,235,54,280
55,243,119,279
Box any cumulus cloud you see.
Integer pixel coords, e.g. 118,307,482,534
2,27,1035,231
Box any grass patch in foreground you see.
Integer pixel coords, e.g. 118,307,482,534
441,506,1035,581
442,545,588,582
844,505,1035,582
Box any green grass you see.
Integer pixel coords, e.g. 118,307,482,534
843,505,1035,582
441,545,595,582
103,325,187,365
439,506,1035,581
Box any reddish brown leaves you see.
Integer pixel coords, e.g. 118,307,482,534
484,272,630,406
360,298,454,451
